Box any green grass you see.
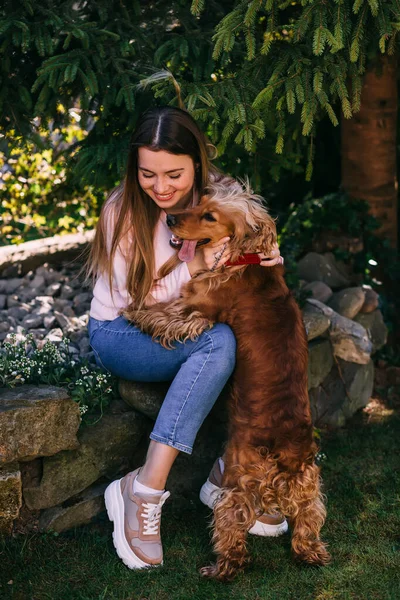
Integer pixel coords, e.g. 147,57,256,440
1,409,400,600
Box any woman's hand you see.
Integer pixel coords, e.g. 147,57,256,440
187,236,231,275
202,237,231,271
187,238,283,275
258,242,284,267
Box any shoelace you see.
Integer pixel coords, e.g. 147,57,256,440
141,491,170,536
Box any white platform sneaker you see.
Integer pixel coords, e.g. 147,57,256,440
200,458,289,537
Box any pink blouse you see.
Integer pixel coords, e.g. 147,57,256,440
90,208,191,321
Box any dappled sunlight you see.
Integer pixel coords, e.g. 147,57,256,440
363,398,395,423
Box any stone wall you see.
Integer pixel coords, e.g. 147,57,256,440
0,238,388,534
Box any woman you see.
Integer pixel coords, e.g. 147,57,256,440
87,106,286,571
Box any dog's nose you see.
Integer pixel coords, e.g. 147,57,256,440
166,214,176,227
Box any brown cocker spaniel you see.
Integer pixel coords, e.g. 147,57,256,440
124,180,330,580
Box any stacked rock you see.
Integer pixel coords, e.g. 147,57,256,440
298,252,387,427
0,240,389,536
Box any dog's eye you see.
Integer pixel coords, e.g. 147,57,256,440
202,212,217,222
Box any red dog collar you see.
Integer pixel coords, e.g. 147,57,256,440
225,253,262,267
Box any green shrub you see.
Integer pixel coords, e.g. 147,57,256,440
0,333,116,423
0,116,106,246
279,191,399,332
280,191,398,283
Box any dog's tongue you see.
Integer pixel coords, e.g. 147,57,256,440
178,240,197,263
176,189,199,263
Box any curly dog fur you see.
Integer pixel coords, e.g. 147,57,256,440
124,180,330,580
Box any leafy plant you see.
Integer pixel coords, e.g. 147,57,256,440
1,1,398,186
0,116,104,246
0,332,116,423
279,190,400,334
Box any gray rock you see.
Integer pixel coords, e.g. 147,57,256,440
0,385,81,464
0,280,7,293
0,231,94,277
54,311,70,328
298,252,351,289
22,314,44,330
4,278,24,294
45,282,62,296
19,287,42,303
44,315,56,329
354,310,388,353
30,275,46,290
306,299,372,364
0,322,10,333
39,482,107,533
35,265,51,280
29,328,48,340
0,463,22,534
60,285,75,300
69,277,86,290
360,286,380,314
73,292,91,308
7,306,30,320
302,281,333,303
36,266,63,284
310,359,374,427
312,232,363,255
7,315,17,327
308,339,334,389
75,314,89,327
52,299,70,311
118,380,168,419
45,328,64,342
68,329,86,343
302,303,330,341
328,287,365,319
23,410,148,510
78,337,90,354
63,306,76,318
0,294,6,309
34,295,55,306
31,303,53,317
7,294,20,308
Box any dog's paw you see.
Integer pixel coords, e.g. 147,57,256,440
199,564,219,579
293,540,331,566
158,335,177,350
188,318,212,338
199,564,233,581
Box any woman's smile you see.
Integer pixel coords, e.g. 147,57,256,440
138,147,196,209
153,191,176,202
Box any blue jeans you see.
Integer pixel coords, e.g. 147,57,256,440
88,316,236,454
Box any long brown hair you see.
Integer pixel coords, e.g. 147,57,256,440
86,106,217,309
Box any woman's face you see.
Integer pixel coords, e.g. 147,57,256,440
138,147,196,210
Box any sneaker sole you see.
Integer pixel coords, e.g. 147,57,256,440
104,479,160,570
199,478,289,538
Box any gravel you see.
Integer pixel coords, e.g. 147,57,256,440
0,262,93,359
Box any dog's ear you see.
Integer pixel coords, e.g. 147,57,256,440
245,200,277,249
230,209,248,242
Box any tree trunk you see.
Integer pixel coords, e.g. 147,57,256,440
341,54,398,247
